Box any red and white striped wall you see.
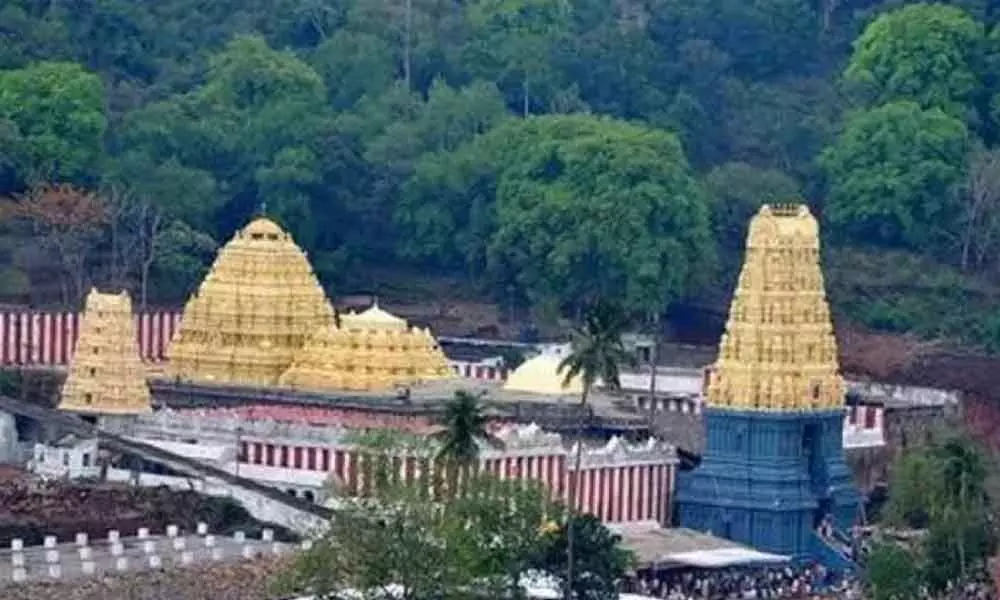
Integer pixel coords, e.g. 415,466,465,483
0,309,508,382
235,439,674,525
0,310,183,365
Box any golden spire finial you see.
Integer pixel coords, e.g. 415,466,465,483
59,289,151,415
166,217,334,386
704,203,844,412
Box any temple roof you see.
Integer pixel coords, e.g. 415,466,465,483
280,303,453,392
504,345,584,396
340,301,408,331
59,288,151,415
166,217,334,387
705,204,844,412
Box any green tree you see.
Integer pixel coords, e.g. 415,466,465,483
436,390,490,494
119,35,331,246
845,4,985,115
310,30,396,110
820,101,970,251
488,115,711,314
279,468,557,599
0,61,106,185
883,434,996,592
557,300,633,600
465,0,572,115
865,541,922,600
532,513,632,600
704,162,801,256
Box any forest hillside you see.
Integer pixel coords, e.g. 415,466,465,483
2,0,1000,358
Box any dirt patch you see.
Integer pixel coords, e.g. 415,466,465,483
0,479,294,547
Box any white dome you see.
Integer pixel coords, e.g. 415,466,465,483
504,345,583,396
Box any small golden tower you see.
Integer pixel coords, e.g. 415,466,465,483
705,204,844,411
279,302,453,392
59,289,151,415
166,217,334,386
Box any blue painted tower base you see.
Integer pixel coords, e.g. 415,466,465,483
677,408,860,559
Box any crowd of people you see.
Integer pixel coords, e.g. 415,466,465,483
625,563,860,599
624,563,1000,600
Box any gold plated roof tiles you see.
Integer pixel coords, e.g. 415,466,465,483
279,303,453,392
705,204,844,412
166,217,334,386
59,289,152,415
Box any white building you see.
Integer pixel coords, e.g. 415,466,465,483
30,434,100,480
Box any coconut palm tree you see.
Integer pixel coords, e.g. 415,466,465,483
436,390,490,496
558,300,634,599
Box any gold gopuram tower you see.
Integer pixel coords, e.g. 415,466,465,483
705,204,844,411
166,217,334,386
677,204,859,559
59,289,151,415
279,302,453,392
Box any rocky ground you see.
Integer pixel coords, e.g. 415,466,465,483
0,476,293,547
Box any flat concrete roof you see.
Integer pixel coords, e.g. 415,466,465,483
610,524,788,568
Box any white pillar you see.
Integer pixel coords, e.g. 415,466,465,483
261,528,274,543
148,555,162,569
233,531,246,543
45,549,60,564
107,530,120,544
81,561,96,575
204,535,216,547
110,542,124,557
196,522,208,536
10,538,23,552
143,541,156,555
115,557,129,572
166,524,179,538
43,535,57,549
47,564,61,579
11,553,24,568
12,568,26,583
75,532,88,547
300,540,313,551
79,547,92,562
172,537,186,551
241,545,254,559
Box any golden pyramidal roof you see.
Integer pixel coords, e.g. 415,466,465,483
504,345,583,396
705,204,844,412
166,217,334,386
279,302,452,392
59,288,151,415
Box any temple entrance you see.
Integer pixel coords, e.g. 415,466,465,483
802,424,826,488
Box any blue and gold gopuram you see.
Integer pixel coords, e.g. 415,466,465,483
677,204,860,557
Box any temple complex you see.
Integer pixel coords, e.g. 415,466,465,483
58,289,151,415
676,204,860,557
166,218,334,387
279,302,452,392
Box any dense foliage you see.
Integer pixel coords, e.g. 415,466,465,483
866,434,998,596
4,0,1000,347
